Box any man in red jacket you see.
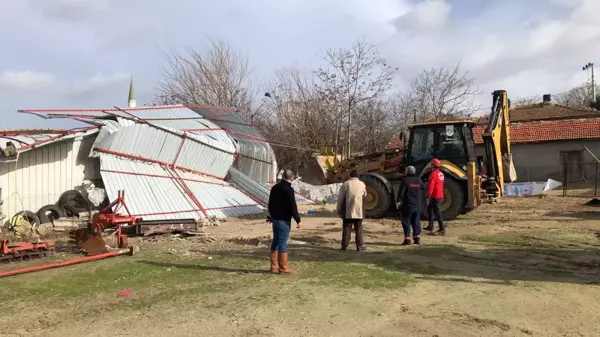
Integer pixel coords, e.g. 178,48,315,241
424,158,446,235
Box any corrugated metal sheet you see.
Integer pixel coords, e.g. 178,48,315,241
0,134,98,219
0,128,99,152
228,167,271,205
189,107,263,138
15,106,280,221
92,123,234,179
100,156,203,221
234,138,275,184
99,155,263,221
230,167,314,206
114,108,236,153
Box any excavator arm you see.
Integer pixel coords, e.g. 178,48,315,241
481,90,517,199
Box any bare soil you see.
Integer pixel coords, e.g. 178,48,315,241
1,196,600,337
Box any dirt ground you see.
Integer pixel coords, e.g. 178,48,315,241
1,196,600,337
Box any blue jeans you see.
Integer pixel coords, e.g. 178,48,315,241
402,208,421,239
271,220,291,253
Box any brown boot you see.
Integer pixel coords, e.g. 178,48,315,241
278,252,296,275
270,251,279,273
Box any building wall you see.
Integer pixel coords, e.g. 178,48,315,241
0,135,98,220
475,139,600,182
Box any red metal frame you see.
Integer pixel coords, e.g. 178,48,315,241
166,169,208,217
0,247,133,278
99,169,226,186
18,105,237,113
1,240,55,255
93,190,141,231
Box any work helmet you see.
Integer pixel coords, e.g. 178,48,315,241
406,166,416,175
432,158,441,167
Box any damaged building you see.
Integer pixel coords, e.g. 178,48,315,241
0,104,311,225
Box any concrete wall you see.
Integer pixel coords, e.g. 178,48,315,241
475,139,600,182
0,135,99,220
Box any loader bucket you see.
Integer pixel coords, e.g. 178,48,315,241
68,227,109,256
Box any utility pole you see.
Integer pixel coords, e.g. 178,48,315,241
346,106,351,158
583,62,596,104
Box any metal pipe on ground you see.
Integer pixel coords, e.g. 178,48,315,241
0,247,134,279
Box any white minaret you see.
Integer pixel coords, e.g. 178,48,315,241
128,76,136,108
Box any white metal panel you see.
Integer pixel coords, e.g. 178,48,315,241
0,128,100,152
99,155,204,220
184,179,263,218
234,138,274,185
115,107,236,154
93,123,180,164
228,167,271,205
99,155,263,220
0,137,90,219
93,122,235,179
175,140,234,179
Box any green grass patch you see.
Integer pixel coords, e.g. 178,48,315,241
0,251,417,307
460,232,599,249
301,261,412,289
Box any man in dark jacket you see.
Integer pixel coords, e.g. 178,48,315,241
396,166,425,245
268,169,301,275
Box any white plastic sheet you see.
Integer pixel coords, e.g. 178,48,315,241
503,179,562,197
291,179,342,204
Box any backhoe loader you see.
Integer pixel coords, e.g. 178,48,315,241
319,90,516,220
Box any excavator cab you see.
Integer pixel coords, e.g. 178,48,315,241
406,121,477,175
404,120,478,219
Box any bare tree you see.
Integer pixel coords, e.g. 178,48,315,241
260,68,329,171
155,37,257,121
512,95,541,107
353,100,395,154
314,38,396,158
404,64,480,121
555,83,600,109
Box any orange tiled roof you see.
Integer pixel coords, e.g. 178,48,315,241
476,103,598,125
474,119,600,144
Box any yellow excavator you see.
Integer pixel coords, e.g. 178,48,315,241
319,89,516,220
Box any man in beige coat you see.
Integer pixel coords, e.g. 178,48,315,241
336,170,367,251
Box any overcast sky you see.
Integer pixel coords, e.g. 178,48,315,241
0,0,599,129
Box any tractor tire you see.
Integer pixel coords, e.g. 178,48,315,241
62,204,88,218
57,190,92,210
421,177,465,221
361,175,392,218
37,204,64,223
10,211,41,227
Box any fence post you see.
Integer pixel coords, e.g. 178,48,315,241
562,159,568,197
595,163,599,197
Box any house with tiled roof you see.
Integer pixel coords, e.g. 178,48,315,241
474,95,600,182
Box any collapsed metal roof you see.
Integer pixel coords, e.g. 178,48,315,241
0,127,99,153
16,105,309,221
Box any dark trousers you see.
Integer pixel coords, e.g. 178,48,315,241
402,208,421,239
427,198,445,229
271,220,291,253
342,219,363,249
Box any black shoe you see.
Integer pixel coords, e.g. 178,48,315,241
423,226,434,231
402,239,411,245
413,237,421,245
357,246,366,252
341,247,347,252
436,229,446,236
